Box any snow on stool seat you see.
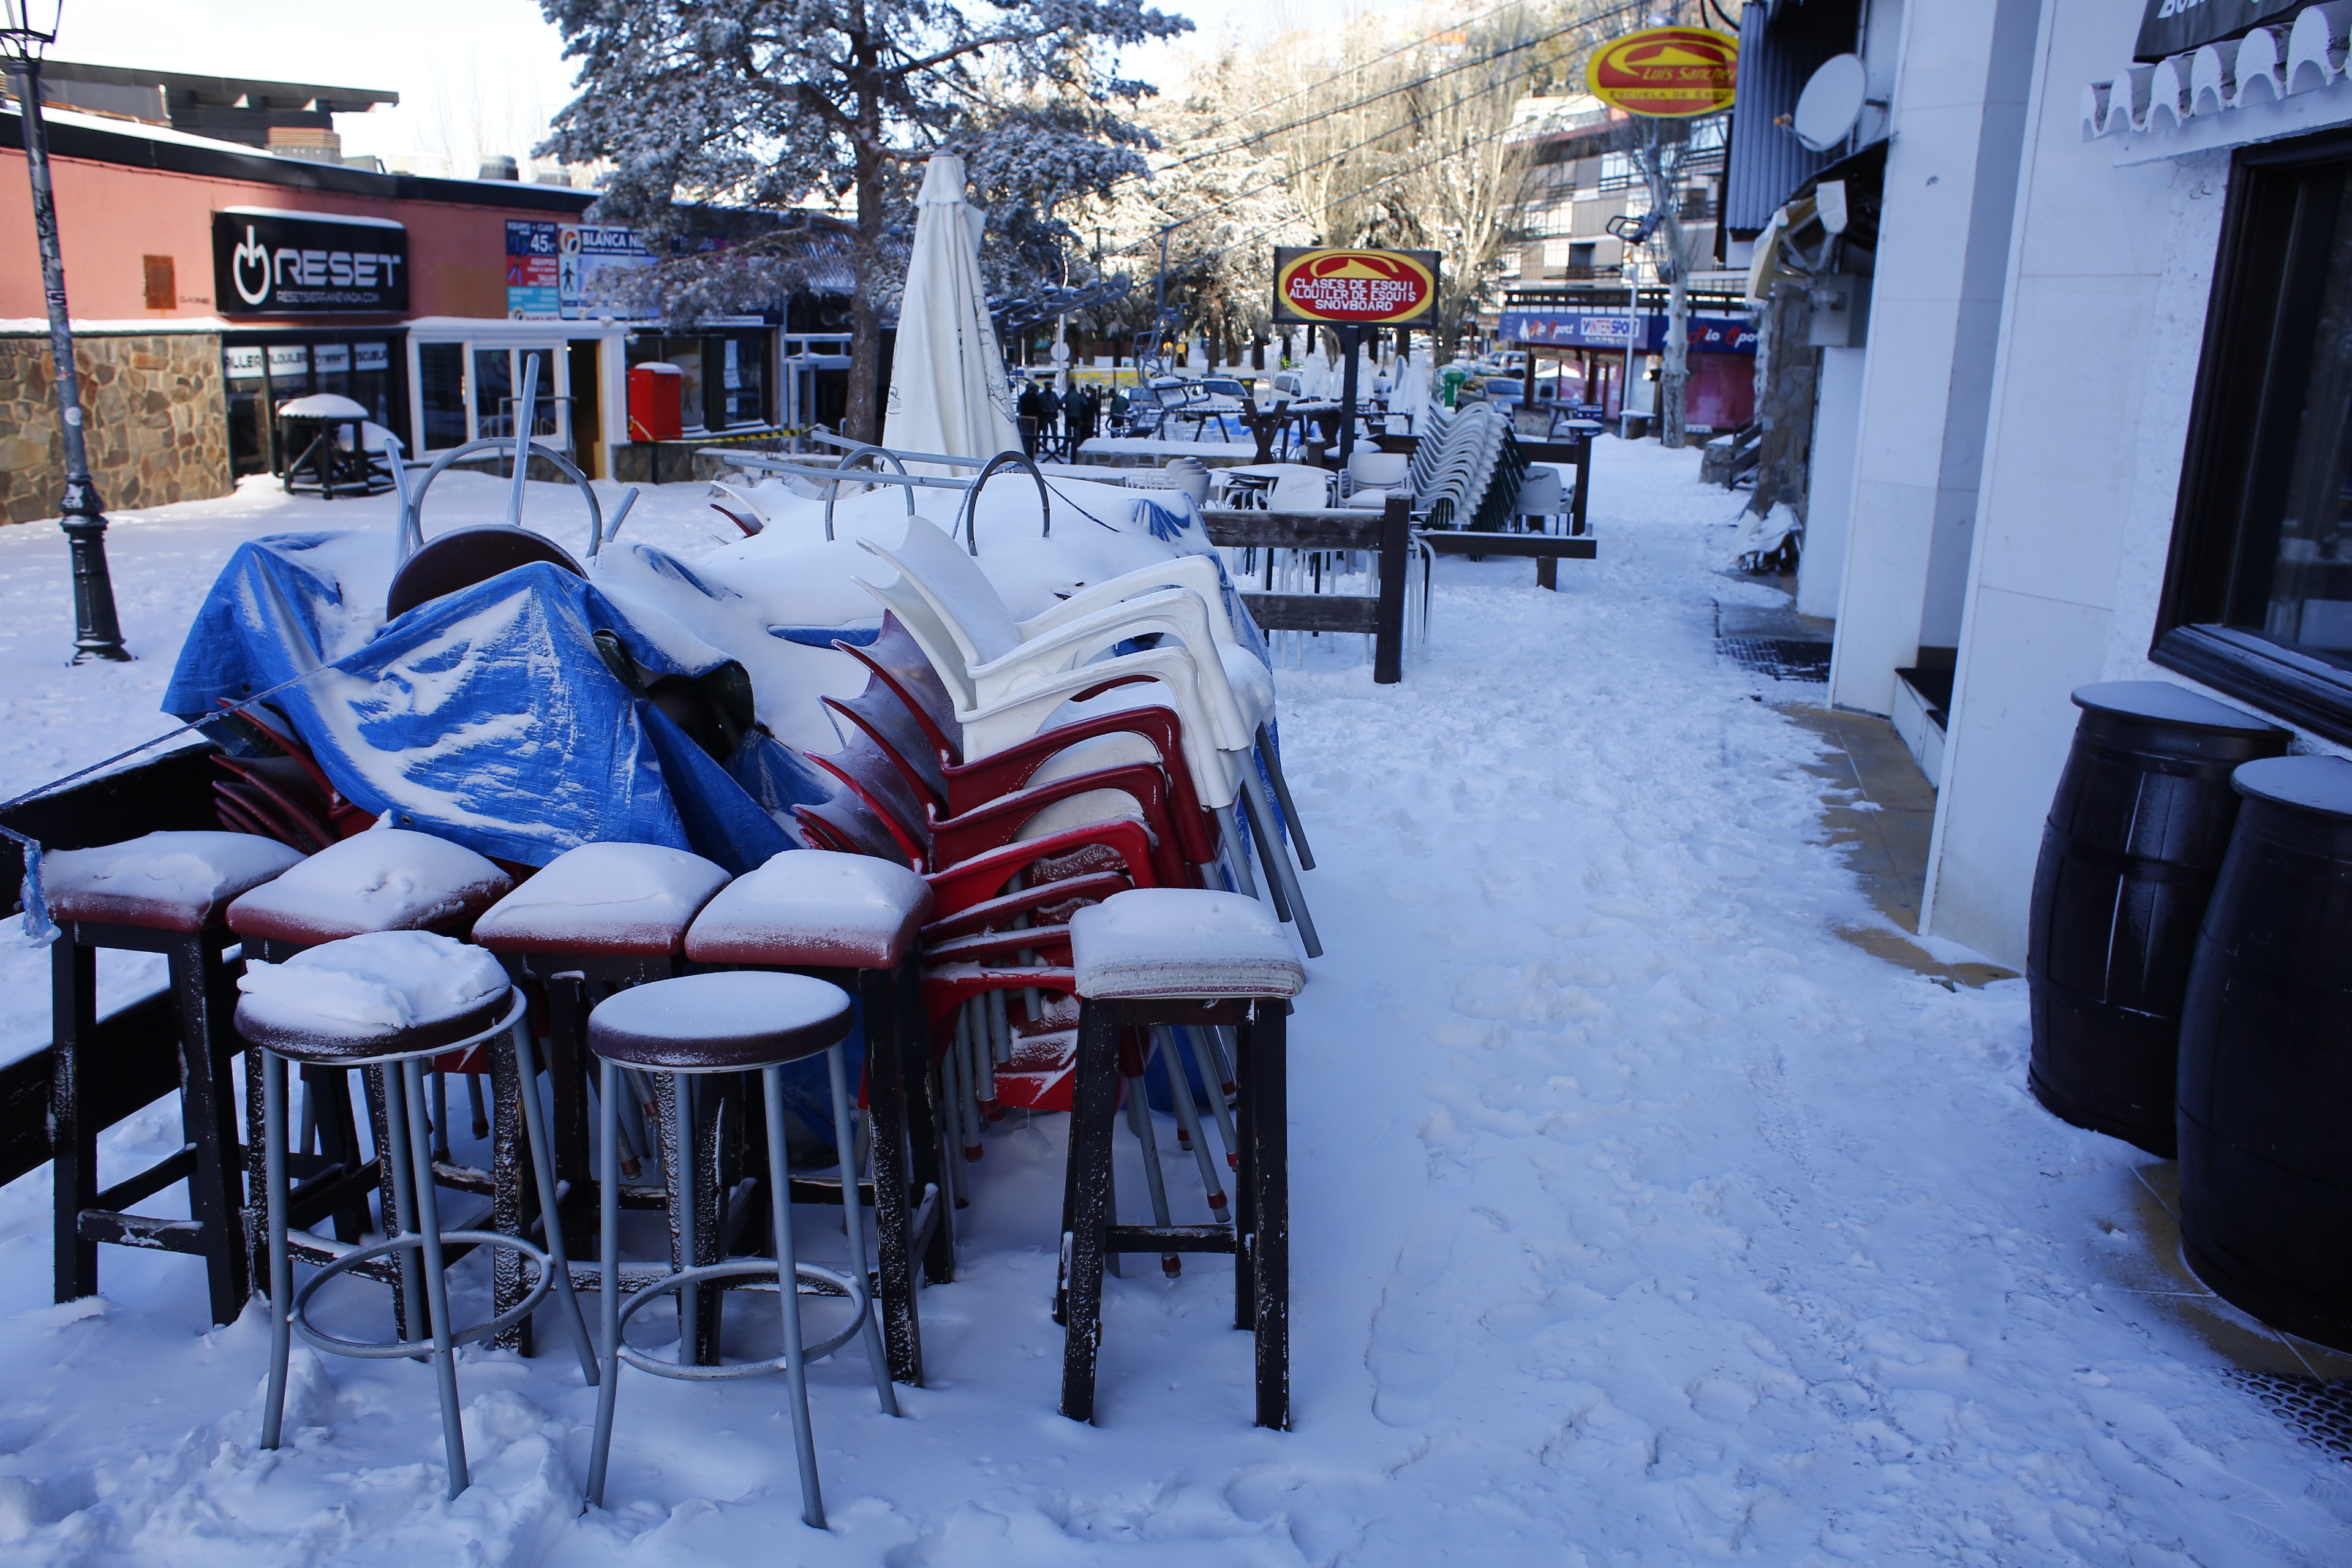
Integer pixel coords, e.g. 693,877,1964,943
588,971,854,1072
43,830,304,931
1071,888,1305,1000
226,829,513,946
235,929,516,1062
685,850,935,970
472,842,730,956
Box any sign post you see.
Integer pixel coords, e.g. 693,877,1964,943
1271,246,1440,467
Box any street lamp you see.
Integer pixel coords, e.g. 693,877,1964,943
4,0,129,662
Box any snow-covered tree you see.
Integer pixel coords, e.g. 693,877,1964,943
538,0,1190,441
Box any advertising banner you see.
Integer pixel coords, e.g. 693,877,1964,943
1498,311,1757,354
214,208,408,315
1585,28,1739,118
508,221,657,321
1272,247,1441,326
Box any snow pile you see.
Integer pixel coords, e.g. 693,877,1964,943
0,445,2348,1564
686,850,933,969
40,831,304,925
469,842,731,952
1070,888,1305,999
237,929,508,1036
225,827,510,939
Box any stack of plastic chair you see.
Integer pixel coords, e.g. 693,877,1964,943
854,518,1319,958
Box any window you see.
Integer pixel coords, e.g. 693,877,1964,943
1598,151,1635,193
2157,129,2352,742
418,343,467,450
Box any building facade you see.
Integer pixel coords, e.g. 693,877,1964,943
2,76,845,524
1730,0,2352,970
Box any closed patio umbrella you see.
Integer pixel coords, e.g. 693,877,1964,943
883,153,1021,469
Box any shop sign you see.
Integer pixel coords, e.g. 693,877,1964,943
214,209,408,314
313,343,350,375
508,221,657,321
2135,0,2306,62
224,345,264,380
1498,311,1757,354
354,342,390,372
267,344,309,377
1585,28,1738,118
1272,247,1441,326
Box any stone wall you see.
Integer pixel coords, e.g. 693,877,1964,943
0,333,233,526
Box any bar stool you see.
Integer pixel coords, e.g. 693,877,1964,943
1059,888,1303,1430
44,829,304,1324
472,842,733,1352
225,829,514,1271
239,929,597,1500
685,850,947,1385
584,971,899,1526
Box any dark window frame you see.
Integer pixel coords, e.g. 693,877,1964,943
2154,124,2352,744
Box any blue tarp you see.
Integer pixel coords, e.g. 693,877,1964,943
164,535,812,873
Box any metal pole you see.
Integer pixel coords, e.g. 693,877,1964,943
1337,323,1362,469
10,56,128,663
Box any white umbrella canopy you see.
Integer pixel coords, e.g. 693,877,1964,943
883,153,1022,469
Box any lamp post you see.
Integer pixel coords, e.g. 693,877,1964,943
5,0,128,663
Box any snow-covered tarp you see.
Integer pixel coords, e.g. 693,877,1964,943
161,537,809,872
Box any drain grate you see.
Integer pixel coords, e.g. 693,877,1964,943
1718,636,1831,683
2223,1369,2352,1460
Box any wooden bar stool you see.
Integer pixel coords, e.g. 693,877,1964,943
239,930,597,1501
1058,888,1303,1430
471,842,732,1354
43,830,304,1324
684,848,944,1386
225,829,514,1294
583,971,899,1526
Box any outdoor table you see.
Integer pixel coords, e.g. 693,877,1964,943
277,393,390,500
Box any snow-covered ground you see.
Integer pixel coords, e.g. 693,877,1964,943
1,446,2346,1565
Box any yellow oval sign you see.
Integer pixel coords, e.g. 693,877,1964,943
1585,27,1738,119
1273,248,1439,326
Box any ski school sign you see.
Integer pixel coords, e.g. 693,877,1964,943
1585,28,1738,118
1272,247,1441,326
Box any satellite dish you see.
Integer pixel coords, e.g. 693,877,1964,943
1792,54,1868,153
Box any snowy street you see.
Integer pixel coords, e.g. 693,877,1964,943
0,442,2347,1565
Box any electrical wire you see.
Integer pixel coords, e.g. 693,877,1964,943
1104,18,1624,257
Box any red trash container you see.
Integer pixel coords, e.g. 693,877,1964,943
627,363,683,442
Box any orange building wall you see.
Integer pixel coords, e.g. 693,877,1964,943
0,147,530,324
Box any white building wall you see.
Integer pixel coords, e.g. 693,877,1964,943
1921,0,2230,966
1796,347,1865,620
1826,0,2043,714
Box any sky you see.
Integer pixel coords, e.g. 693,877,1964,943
44,0,1421,178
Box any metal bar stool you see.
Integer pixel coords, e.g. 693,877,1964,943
584,970,899,1527
239,930,597,1501
471,842,734,1356
1058,888,1303,1430
43,831,305,1324
224,828,516,1320
684,849,944,1387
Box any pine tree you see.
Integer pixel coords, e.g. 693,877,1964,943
538,0,1189,442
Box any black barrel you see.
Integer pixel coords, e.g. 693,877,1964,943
2179,755,2352,1351
2027,682,2288,1155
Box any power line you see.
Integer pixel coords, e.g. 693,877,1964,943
1105,21,1593,257
1156,0,1651,178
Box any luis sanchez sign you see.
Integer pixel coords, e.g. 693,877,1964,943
1585,28,1738,118
1272,247,1441,328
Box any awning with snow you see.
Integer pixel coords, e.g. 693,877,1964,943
2084,4,2352,161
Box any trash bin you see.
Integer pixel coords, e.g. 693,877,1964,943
2178,753,2352,1351
628,363,683,443
2027,682,2286,1155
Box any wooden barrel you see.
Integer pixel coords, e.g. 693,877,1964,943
2027,682,2287,1155
2179,755,2352,1351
